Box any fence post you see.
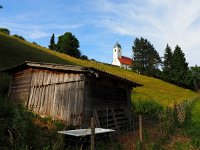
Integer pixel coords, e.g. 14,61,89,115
91,117,95,150
139,115,143,143
173,103,178,127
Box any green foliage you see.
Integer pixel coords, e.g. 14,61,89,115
0,28,10,35
57,32,81,58
173,141,190,150
149,142,163,150
0,97,37,149
191,138,200,148
190,65,200,90
80,55,88,60
132,37,161,77
143,128,149,141
0,97,64,149
162,44,173,81
13,34,25,40
179,99,200,149
162,44,199,90
171,45,189,87
48,33,57,50
135,140,143,150
133,99,163,118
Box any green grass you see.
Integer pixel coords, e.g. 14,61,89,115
166,98,200,149
183,99,200,139
172,141,191,150
0,33,198,106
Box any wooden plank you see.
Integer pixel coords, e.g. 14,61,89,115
112,109,119,130
94,110,100,127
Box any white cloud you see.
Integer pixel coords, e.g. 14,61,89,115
94,0,200,66
0,21,84,39
25,30,49,39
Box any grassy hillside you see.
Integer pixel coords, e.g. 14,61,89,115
0,33,198,106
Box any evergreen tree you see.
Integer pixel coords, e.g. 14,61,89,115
171,45,189,86
57,32,81,58
163,44,173,81
48,33,56,50
132,37,161,76
190,66,200,90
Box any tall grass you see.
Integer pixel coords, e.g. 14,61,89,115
182,98,200,148
0,96,65,149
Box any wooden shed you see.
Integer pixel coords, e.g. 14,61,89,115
5,61,141,131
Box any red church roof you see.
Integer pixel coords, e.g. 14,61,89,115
119,56,133,65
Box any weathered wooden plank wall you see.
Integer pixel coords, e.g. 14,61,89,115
27,69,84,126
9,68,32,104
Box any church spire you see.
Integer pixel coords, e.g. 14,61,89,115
113,42,121,49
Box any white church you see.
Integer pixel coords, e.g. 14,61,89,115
112,42,133,70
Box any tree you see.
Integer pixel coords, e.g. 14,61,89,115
48,33,56,50
190,66,200,91
132,37,161,76
0,28,10,35
57,32,81,58
171,45,189,87
80,55,88,60
162,44,173,81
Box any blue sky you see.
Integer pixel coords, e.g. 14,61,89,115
0,0,200,66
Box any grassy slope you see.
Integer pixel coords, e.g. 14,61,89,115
183,98,200,138
164,98,200,149
0,33,198,106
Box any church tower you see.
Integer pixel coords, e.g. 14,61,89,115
113,42,122,59
111,42,133,69
112,42,122,66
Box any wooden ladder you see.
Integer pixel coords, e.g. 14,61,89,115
92,108,131,131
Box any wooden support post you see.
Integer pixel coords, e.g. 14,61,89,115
107,108,108,128
91,117,95,150
139,115,143,143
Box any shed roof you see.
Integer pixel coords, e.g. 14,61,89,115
4,61,142,87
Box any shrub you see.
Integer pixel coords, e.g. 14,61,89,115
191,138,200,149
133,99,163,120
0,97,64,149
